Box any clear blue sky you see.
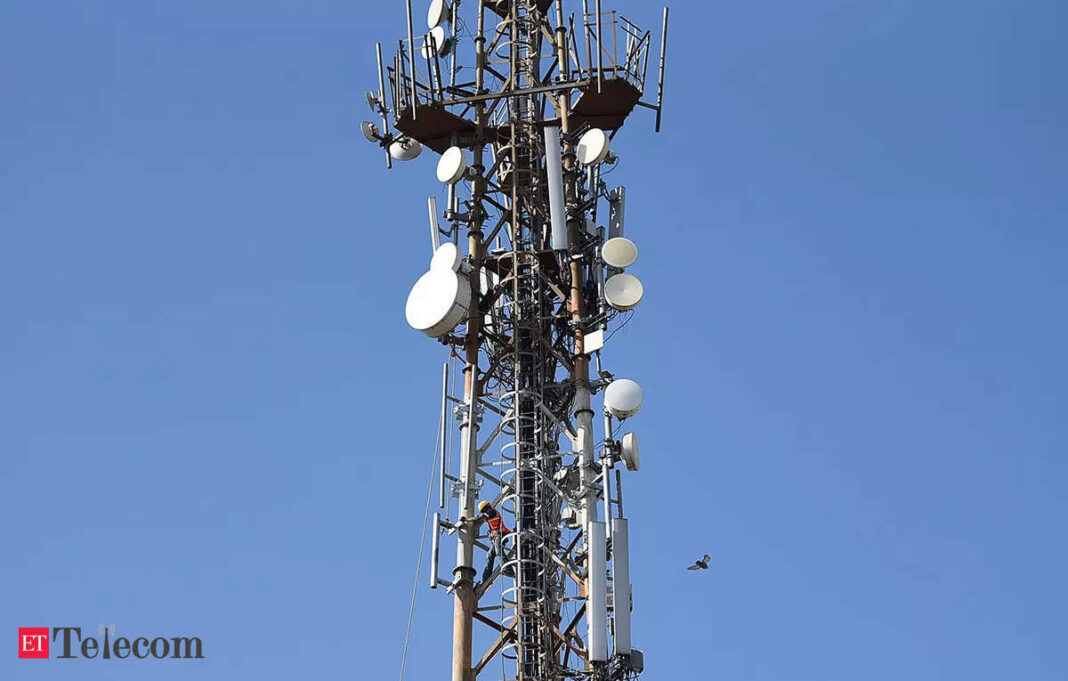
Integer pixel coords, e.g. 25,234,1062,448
2,1,1066,679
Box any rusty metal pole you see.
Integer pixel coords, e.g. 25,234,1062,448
451,237,481,681
450,4,488,681
451,249,480,681
558,19,597,528
555,7,603,672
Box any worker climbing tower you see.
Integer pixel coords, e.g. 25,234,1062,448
361,2,668,679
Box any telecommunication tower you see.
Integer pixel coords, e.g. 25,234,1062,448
361,2,669,680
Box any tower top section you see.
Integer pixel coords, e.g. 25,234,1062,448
362,0,669,165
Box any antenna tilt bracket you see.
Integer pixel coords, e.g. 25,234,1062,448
454,403,485,423
600,450,617,470
450,478,483,499
602,437,621,457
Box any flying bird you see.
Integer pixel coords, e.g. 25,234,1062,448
687,554,711,571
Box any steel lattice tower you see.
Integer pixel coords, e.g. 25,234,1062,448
362,2,668,680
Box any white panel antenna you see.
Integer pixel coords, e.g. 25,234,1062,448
544,126,568,250
427,196,441,251
586,521,608,662
584,329,605,355
611,517,633,654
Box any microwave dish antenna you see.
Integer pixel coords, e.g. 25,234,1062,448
577,128,611,165
422,26,450,58
621,433,641,472
436,146,467,185
602,237,638,268
431,241,463,272
427,0,448,28
361,121,380,143
605,379,644,419
390,137,423,160
604,272,644,311
405,269,471,337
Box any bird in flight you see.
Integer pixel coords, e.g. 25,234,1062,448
687,554,711,571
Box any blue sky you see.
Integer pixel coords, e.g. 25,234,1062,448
2,1,1066,679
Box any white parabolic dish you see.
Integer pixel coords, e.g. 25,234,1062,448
431,241,462,272
605,379,643,418
621,432,640,471
405,269,472,337
389,138,423,161
430,26,448,55
576,128,610,165
427,0,448,28
437,146,467,184
602,237,637,268
604,273,644,311
361,120,379,142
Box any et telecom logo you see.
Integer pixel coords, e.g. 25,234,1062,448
18,628,49,658
18,624,204,660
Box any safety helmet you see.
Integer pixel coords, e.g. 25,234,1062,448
477,500,491,513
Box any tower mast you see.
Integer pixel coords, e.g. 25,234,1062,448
363,2,669,679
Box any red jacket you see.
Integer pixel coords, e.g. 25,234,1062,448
485,511,509,536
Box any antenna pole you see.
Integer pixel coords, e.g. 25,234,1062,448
439,359,449,509
449,1,458,89
450,4,489,681
376,42,392,168
405,0,418,119
595,0,604,92
655,7,669,132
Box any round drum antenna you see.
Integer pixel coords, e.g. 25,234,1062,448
604,273,644,311
602,237,638,268
577,128,610,165
605,379,644,419
437,146,468,185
